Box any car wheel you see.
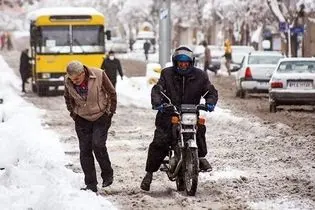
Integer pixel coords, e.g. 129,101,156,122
235,89,241,97
239,90,246,99
269,103,277,113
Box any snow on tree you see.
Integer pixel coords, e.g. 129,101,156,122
1,0,315,47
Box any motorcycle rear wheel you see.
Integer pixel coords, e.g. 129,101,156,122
184,147,199,196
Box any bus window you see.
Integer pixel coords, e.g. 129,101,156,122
72,25,104,53
40,26,70,54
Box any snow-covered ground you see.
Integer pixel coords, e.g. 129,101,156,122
0,50,314,209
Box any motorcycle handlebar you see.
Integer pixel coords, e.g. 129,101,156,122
159,103,208,112
196,104,208,111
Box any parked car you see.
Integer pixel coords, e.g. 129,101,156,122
231,45,255,54
106,38,129,53
269,57,315,112
235,51,285,98
230,46,256,70
193,45,224,70
194,45,255,71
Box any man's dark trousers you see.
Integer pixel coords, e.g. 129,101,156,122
75,113,113,187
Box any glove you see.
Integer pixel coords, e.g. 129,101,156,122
107,112,114,118
153,104,164,112
206,103,215,112
70,112,77,121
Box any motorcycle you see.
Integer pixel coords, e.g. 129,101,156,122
159,91,208,196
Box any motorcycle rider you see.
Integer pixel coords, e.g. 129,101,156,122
140,46,218,191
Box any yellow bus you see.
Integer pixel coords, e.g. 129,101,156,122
28,7,109,96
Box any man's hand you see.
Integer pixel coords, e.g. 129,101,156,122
70,112,77,121
107,112,114,118
206,103,215,112
153,103,175,113
153,104,164,112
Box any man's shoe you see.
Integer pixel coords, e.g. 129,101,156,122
80,185,97,192
140,172,152,191
199,157,212,172
102,177,113,187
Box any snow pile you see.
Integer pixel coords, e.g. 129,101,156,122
0,55,116,210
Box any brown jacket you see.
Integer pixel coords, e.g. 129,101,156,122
64,66,117,121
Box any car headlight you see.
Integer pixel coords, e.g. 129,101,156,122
41,73,51,79
181,113,197,125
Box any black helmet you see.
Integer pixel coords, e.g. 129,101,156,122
172,45,195,66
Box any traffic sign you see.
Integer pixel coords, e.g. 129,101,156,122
160,9,168,20
291,26,304,34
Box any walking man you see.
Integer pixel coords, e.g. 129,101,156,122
19,48,30,93
100,50,123,88
64,60,117,192
224,39,232,75
143,40,151,61
202,40,217,75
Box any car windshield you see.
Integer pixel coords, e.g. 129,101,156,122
233,53,246,64
277,61,315,73
209,45,224,51
113,40,126,44
232,46,254,53
248,55,283,65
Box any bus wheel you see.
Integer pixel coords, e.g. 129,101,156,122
37,85,48,97
32,84,37,93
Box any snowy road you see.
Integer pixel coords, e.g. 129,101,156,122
2,50,315,210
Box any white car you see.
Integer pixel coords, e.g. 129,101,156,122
269,57,315,112
132,39,156,53
106,38,129,53
193,45,224,70
235,51,284,98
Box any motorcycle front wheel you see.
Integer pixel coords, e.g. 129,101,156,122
184,147,199,196
176,167,185,191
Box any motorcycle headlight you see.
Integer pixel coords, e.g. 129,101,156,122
181,113,197,125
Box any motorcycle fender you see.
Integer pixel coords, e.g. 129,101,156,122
187,139,197,148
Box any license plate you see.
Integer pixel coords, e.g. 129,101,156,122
258,82,269,87
287,81,313,89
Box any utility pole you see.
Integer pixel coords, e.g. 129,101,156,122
288,22,292,57
159,0,171,68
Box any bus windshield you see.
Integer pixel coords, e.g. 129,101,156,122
38,25,104,54
72,25,104,53
40,26,70,53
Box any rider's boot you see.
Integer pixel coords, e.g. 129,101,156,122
140,172,153,191
199,157,212,172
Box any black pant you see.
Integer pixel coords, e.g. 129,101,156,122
22,77,29,92
145,113,207,173
75,113,113,187
110,79,116,88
